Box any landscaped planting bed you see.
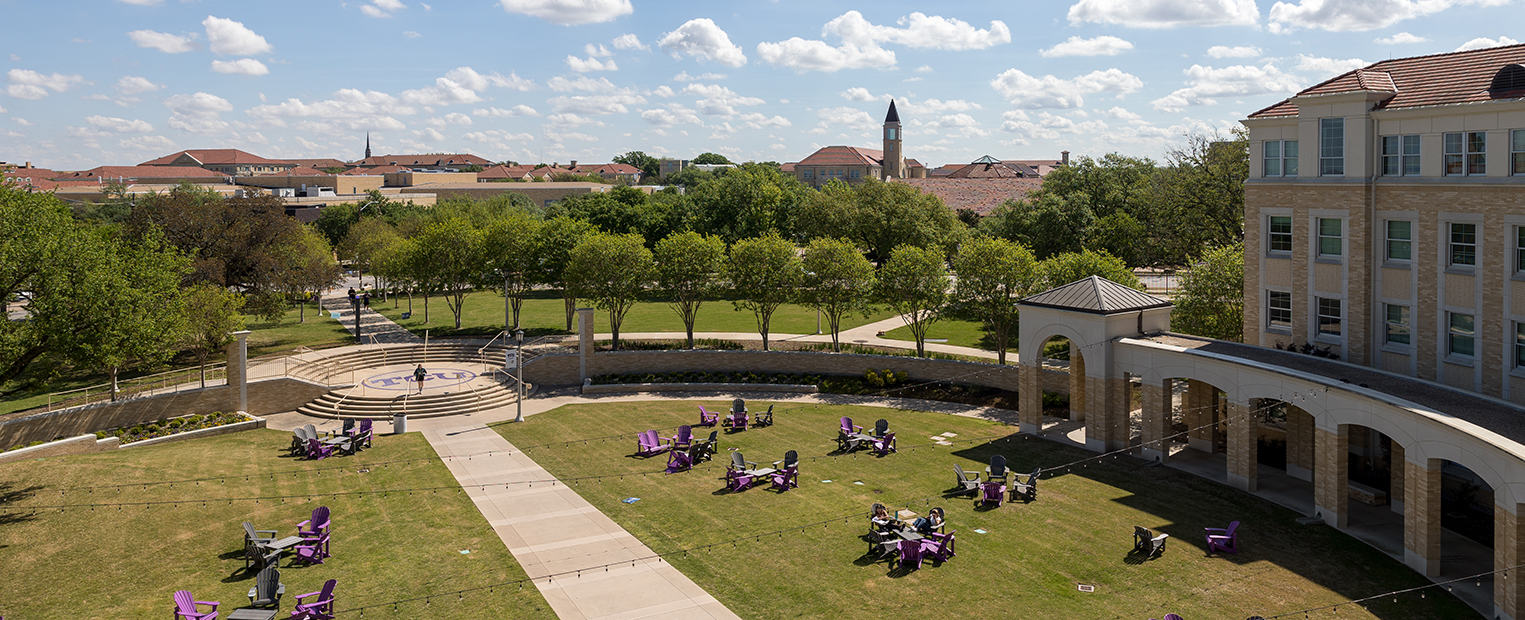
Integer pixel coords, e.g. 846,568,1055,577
94,411,249,444
589,371,1019,408
495,401,1478,620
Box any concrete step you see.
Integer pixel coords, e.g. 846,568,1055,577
297,384,521,419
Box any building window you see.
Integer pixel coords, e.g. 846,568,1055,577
1386,220,1411,261
1450,222,1477,267
1263,140,1299,177
1445,132,1487,175
1513,129,1524,175
1517,226,1525,272
1449,312,1475,357
1267,291,1292,330
1269,216,1292,253
1385,304,1411,346
850,170,860,179
1318,218,1342,257
802,170,813,179
1320,118,1344,176
1381,135,1421,176
1316,297,1342,338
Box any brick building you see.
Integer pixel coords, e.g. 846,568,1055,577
793,101,926,188
1241,44,1525,403
140,149,295,176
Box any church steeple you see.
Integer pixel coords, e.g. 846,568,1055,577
364,132,372,159
882,100,903,180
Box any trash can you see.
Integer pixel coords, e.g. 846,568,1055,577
392,413,407,434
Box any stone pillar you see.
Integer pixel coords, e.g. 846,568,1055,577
1084,375,1130,453
1185,380,1214,453
227,330,251,413
1068,345,1086,423
1390,442,1406,514
1285,406,1315,482
1140,379,1172,463
1225,399,1258,492
1018,363,1042,434
1496,504,1525,620
1314,426,1349,527
1403,457,1442,576
577,308,595,384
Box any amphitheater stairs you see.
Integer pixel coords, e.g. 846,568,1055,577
287,342,532,421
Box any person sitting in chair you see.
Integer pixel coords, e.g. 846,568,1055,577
870,504,895,532
913,507,944,534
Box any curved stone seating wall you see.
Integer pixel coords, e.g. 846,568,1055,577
285,342,512,384
287,342,525,421
525,350,1021,391
581,382,819,395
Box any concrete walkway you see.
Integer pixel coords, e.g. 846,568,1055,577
595,315,1005,361
320,294,421,344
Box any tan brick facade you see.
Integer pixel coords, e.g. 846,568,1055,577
1225,400,1257,491
1403,458,1443,576
1497,506,1525,620
1314,426,1349,527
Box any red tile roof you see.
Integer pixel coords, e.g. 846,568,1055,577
1249,43,1525,118
893,178,1043,215
140,149,292,166
285,158,351,170
797,146,884,167
354,153,492,167
778,162,796,173
572,163,640,175
945,161,1035,179
55,166,230,180
344,165,409,175
271,167,331,176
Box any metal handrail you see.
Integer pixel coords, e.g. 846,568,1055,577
45,362,229,412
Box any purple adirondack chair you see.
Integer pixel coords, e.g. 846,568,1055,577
289,578,337,619
350,419,373,449
770,450,799,491
724,400,748,431
891,538,923,571
919,530,956,564
635,429,670,457
726,451,758,491
978,479,1005,508
670,425,693,451
666,444,696,473
172,590,220,620
1163,615,1183,620
871,431,897,456
304,437,335,460
299,506,331,539
697,406,719,427
292,532,330,565
836,417,863,451
1205,521,1240,554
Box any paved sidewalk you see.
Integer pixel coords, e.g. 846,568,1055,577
595,316,1005,362
320,295,421,344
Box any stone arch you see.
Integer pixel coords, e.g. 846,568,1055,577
1019,320,1092,372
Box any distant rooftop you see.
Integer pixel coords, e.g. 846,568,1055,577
1249,43,1525,118
1019,276,1169,315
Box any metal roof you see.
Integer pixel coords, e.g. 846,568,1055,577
1019,275,1171,315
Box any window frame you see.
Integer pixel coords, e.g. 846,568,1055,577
1450,222,1478,267
1317,218,1343,257
1263,140,1299,177
1381,134,1421,176
1266,291,1292,331
1512,129,1524,176
1516,322,1525,369
1517,226,1525,273
1448,312,1476,358
1386,220,1412,262
1385,304,1411,346
1444,131,1488,176
1268,216,1292,254
1316,297,1342,339
1320,118,1345,177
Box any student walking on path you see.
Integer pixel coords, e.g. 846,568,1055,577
413,364,427,394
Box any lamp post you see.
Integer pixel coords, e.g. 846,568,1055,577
514,329,525,423
351,295,362,343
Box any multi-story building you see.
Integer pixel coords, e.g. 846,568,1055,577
793,101,926,188
351,153,492,171
1242,44,1525,403
140,149,296,176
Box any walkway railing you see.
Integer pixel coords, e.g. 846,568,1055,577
44,362,228,413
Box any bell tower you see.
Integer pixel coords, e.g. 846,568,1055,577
882,100,903,180
364,132,372,160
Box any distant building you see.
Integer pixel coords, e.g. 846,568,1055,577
236,167,383,195
139,149,295,176
351,153,492,171
284,158,351,172
942,155,1040,179
794,101,927,188
569,162,642,184
53,165,232,185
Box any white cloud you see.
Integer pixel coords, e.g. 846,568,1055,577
990,67,1143,109
1068,0,1260,28
1040,35,1134,57
1151,63,1304,111
659,19,748,67
128,29,198,53
115,75,165,95
165,92,234,133
1268,0,1510,33
7,69,85,100
757,38,894,73
395,67,526,107
1374,32,1428,44
211,58,270,76
649,85,675,97
840,87,886,102
813,106,877,132
203,16,273,56
566,55,618,72
548,93,645,115
612,33,648,51
641,103,703,127
498,0,632,25
922,113,989,137
462,129,535,145
584,44,613,57
86,115,154,133
117,0,164,5
1103,106,1145,123
362,0,406,17
13,117,33,126
415,127,445,141
546,113,608,127
1295,54,1367,78
247,89,412,134
1208,45,1262,58
901,98,982,114
739,113,791,129
1456,35,1521,51
548,76,618,92
426,112,472,127
758,11,1009,73
119,135,178,151
1000,110,1109,142
673,71,727,82
474,105,540,117
915,65,933,72
403,31,422,39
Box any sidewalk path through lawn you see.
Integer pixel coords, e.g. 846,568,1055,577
320,294,421,345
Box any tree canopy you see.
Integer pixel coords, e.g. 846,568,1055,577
1171,241,1245,341
726,234,803,350
566,232,655,350
654,231,726,348
800,237,877,352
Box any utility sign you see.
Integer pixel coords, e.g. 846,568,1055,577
504,350,519,370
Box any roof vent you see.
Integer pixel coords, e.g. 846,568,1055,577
1490,64,1525,93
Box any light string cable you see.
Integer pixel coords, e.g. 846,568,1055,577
1260,563,1525,618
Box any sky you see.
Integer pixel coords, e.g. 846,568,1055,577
1,0,1521,170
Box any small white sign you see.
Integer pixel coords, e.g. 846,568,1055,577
504,350,519,370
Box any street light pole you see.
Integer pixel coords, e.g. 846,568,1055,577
351,296,362,343
514,329,525,423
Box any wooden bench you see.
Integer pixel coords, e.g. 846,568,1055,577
1348,481,1388,506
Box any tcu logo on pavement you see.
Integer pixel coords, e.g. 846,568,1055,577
362,368,478,391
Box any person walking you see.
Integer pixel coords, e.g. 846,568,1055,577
412,364,427,395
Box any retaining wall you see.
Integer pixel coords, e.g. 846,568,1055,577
525,350,1024,392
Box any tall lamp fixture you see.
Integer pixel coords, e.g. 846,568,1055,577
514,329,525,423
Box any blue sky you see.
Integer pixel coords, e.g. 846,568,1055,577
1,0,1521,169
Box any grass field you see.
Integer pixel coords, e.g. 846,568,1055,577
0,429,555,620
375,290,896,339
494,401,1477,620
881,318,1016,353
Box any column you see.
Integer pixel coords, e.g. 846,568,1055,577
227,330,251,413
1403,457,1442,576
577,308,595,384
1225,399,1258,492
1140,379,1172,463
1389,442,1406,514
1018,362,1042,435
1068,345,1086,423
1495,504,1525,620
1084,375,1130,453
1185,380,1214,452
1285,406,1315,482
1314,426,1349,528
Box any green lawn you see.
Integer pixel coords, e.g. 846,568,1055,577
243,304,358,358
882,318,1017,352
494,401,1477,620
0,429,556,620
375,290,895,339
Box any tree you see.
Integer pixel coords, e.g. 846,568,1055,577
339,217,403,292
565,232,655,350
980,192,1095,260
951,237,1038,365
180,284,246,388
1147,130,1249,266
654,231,726,348
692,152,731,165
687,164,809,244
726,234,803,351
478,212,543,331
534,216,599,331
1038,248,1142,291
874,245,948,357
284,226,343,323
664,166,714,188
799,178,962,264
800,238,876,352
72,231,191,399
408,219,483,330
612,150,661,181
1171,242,1245,341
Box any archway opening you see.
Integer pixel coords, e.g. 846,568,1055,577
1035,335,1081,424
